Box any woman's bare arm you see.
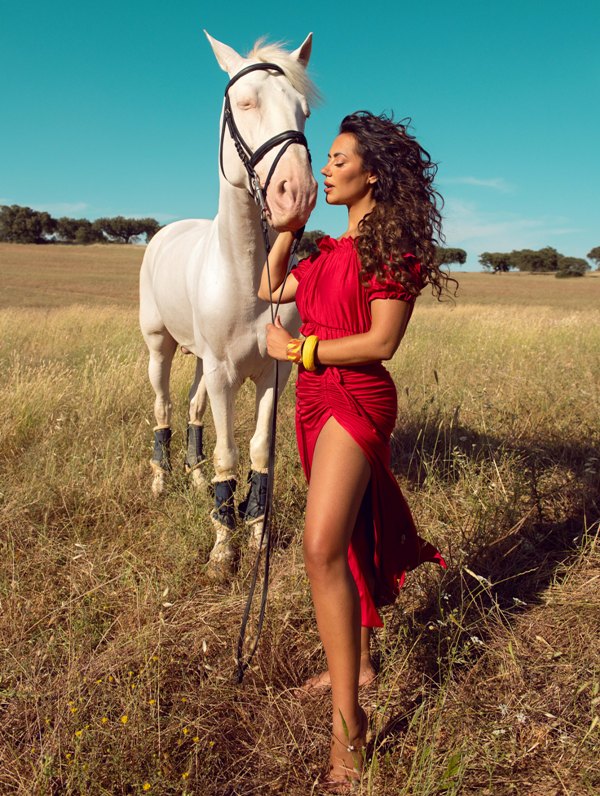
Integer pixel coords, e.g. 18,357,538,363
266,299,413,364
258,231,299,304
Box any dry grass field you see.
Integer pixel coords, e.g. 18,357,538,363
0,243,599,795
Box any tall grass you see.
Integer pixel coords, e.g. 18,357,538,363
0,247,598,794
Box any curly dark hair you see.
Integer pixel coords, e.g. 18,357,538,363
340,111,457,300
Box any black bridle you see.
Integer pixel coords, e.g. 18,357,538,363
222,63,309,683
219,62,311,214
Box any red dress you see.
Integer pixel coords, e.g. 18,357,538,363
291,235,446,628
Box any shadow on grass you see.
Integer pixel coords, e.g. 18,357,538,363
374,412,600,753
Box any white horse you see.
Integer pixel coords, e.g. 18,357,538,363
139,32,317,569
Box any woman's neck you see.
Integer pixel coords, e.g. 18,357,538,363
345,195,376,238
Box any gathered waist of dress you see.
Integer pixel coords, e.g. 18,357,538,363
297,360,393,384
299,320,368,340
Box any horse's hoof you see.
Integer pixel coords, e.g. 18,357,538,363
208,513,236,576
247,517,267,552
150,461,168,497
189,466,208,492
205,555,234,581
206,538,235,580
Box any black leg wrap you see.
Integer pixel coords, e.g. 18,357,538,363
238,470,268,521
212,479,237,530
152,428,172,472
185,424,206,471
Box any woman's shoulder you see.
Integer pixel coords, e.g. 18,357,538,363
365,254,423,303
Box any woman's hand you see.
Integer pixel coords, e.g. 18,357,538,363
266,316,293,361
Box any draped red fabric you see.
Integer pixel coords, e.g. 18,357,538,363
292,236,446,627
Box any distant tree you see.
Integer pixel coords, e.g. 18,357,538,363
92,216,160,244
435,247,467,268
55,217,102,244
555,256,590,278
479,252,514,272
587,246,600,270
0,204,56,243
296,229,326,259
510,247,560,272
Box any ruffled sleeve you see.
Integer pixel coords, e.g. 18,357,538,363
290,254,312,282
291,236,334,282
366,254,423,303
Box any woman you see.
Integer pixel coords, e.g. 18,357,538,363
259,111,453,789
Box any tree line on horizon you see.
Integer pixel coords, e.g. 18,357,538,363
296,229,468,269
0,205,160,245
2,205,598,277
480,247,599,277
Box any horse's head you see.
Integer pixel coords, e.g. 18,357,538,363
206,32,318,232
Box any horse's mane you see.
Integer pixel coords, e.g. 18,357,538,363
247,39,320,106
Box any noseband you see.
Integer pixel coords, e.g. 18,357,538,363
219,62,311,214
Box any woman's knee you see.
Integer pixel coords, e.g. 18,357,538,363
303,527,348,582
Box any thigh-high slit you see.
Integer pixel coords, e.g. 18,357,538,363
295,363,446,628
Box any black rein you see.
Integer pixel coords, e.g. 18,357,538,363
219,62,310,683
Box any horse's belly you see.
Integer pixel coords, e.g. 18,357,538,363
141,220,212,347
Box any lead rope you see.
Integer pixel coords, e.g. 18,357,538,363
234,219,304,684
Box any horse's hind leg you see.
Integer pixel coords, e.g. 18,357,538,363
186,357,208,491
146,329,178,496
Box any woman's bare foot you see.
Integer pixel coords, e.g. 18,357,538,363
301,657,376,694
323,707,368,792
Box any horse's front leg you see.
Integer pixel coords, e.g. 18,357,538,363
204,369,240,572
240,362,292,550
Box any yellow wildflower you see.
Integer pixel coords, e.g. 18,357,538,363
182,727,189,735
101,717,108,724
148,699,156,706
181,772,189,780
143,784,151,791
120,715,128,724
75,730,83,738
193,736,199,743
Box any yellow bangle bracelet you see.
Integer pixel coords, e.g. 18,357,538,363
302,335,319,372
286,338,303,363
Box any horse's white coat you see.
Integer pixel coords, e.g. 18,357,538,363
139,34,317,559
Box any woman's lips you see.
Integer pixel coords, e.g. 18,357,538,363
324,183,333,193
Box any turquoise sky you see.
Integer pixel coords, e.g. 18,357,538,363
2,0,598,270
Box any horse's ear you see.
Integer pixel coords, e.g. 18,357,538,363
290,33,313,67
204,30,244,74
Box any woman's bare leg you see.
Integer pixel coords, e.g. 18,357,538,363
301,627,376,693
302,488,377,693
303,417,371,781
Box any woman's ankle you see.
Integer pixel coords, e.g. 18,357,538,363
332,705,366,742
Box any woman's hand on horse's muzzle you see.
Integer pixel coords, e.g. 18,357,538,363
266,316,293,360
